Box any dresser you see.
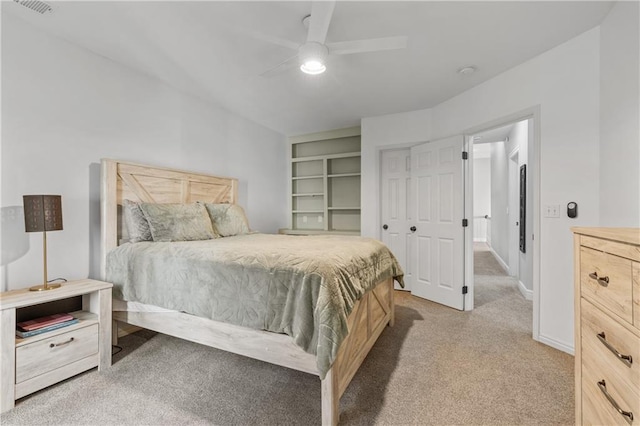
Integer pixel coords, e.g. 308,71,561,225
573,228,640,425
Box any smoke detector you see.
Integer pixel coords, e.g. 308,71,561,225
457,66,477,75
13,0,53,15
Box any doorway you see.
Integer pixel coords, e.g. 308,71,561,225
468,117,534,313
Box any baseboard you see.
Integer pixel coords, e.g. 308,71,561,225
488,246,509,273
536,334,574,355
473,238,487,242
517,280,533,301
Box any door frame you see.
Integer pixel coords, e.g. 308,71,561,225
463,106,541,341
508,147,520,278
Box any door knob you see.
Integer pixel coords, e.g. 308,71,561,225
410,226,417,232
382,224,388,230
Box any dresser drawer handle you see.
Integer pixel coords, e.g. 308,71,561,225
49,337,74,348
589,272,609,286
597,380,634,424
597,332,633,367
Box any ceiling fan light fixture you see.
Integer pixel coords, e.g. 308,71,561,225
301,60,326,75
299,42,328,75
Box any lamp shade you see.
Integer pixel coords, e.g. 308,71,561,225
23,195,63,233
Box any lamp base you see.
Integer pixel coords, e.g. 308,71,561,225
29,283,62,291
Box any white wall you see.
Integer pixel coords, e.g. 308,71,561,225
362,27,601,353
490,141,509,263
1,13,287,291
599,1,640,226
473,157,491,242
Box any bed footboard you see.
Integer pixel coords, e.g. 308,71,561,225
321,277,394,426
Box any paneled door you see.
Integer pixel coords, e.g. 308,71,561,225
410,136,465,310
380,149,412,291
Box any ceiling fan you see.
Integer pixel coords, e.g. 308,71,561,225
257,1,408,77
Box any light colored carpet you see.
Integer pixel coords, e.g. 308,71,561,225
2,278,573,425
474,243,508,276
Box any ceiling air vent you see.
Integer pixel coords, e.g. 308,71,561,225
13,0,53,14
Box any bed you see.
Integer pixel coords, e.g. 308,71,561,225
100,159,402,425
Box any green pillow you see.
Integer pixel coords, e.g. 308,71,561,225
123,199,152,243
140,203,217,242
204,203,250,237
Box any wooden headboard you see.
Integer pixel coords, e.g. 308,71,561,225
100,159,238,278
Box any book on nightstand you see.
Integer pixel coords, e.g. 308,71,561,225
16,313,78,338
16,318,79,338
17,313,74,331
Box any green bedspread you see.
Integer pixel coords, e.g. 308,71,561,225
106,233,404,378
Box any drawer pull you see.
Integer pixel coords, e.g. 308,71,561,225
49,337,74,348
589,272,609,286
597,332,633,367
597,380,634,425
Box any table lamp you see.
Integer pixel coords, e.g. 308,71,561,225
23,195,63,291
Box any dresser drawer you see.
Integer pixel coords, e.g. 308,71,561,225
581,246,633,324
582,298,639,390
582,364,638,426
634,263,640,330
16,323,99,383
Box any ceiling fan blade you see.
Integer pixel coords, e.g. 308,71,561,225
259,55,299,78
327,36,408,55
307,0,336,44
244,29,300,51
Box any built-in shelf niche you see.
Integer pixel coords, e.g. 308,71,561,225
284,127,361,235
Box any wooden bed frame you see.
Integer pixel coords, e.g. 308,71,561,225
100,159,395,425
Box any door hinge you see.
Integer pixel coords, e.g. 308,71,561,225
462,286,468,294
462,151,468,160
462,218,468,227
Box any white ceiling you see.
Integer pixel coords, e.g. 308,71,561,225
5,1,614,136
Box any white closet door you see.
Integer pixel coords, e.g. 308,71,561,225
380,149,412,291
410,136,465,310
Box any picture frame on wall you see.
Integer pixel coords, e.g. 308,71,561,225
519,164,526,253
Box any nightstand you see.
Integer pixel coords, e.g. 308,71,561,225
0,279,112,413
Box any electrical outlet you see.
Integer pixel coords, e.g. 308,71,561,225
302,215,308,223
318,215,323,223
544,205,560,218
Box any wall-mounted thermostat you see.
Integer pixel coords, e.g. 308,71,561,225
567,202,578,218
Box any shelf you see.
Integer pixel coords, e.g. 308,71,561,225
328,173,361,178
292,175,323,180
290,134,361,235
16,310,97,347
292,151,360,163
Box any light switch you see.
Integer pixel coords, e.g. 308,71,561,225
544,205,560,218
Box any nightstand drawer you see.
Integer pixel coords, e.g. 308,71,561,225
581,246,633,324
16,323,99,383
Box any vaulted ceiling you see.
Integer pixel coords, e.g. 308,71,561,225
5,1,614,136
